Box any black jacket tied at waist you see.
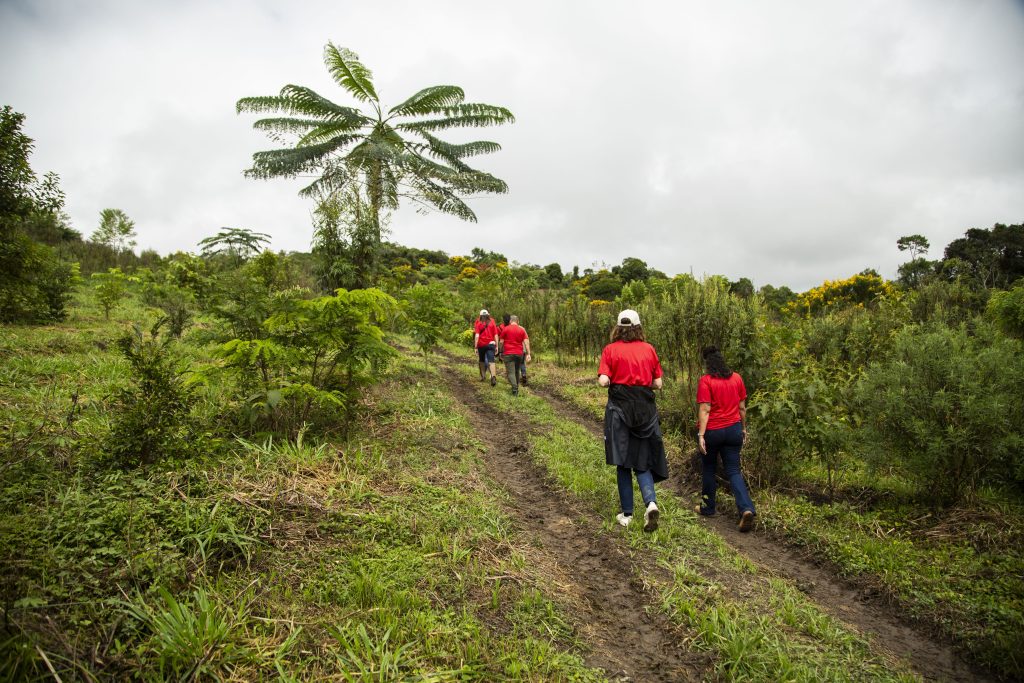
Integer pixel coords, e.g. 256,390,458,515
604,384,669,482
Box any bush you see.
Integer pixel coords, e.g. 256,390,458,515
216,288,397,436
402,282,460,358
92,267,131,319
0,229,76,323
101,324,196,468
856,322,1024,504
986,283,1024,339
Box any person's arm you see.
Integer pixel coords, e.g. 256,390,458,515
739,400,747,438
598,374,611,387
652,376,663,390
697,402,711,454
524,336,531,360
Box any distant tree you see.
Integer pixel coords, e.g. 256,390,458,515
942,223,1024,290
198,227,271,263
92,208,137,253
897,234,930,260
238,43,514,285
586,271,623,300
470,247,507,266
543,262,564,286
310,189,380,290
897,258,936,289
614,257,650,283
729,277,755,298
758,284,797,316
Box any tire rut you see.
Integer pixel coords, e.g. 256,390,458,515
434,359,707,682
527,379,995,683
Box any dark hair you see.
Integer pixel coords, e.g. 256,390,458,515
610,325,645,343
702,345,733,378
502,314,511,326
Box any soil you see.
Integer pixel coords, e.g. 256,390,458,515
525,375,996,683
435,361,708,682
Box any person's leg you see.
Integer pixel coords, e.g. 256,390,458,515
616,466,634,516
503,355,520,394
485,347,497,385
520,354,527,383
719,423,756,515
477,348,487,380
635,469,656,506
699,430,722,514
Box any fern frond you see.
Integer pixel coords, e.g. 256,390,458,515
279,86,366,121
397,110,513,132
388,85,465,116
407,176,477,222
244,136,355,179
324,43,378,103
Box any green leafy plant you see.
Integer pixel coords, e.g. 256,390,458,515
856,322,1024,504
92,267,131,319
217,287,398,435
102,323,196,468
402,282,460,360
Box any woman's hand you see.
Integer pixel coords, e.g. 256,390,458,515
697,434,706,455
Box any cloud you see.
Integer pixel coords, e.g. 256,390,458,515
3,0,1023,290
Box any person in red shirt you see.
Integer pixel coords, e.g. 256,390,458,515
473,309,498,386
695,345,756,531
598,309,668,532
498,315,531,396
498,313,528,385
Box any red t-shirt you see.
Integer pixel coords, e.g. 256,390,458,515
474,319,497,348
598,341,663,386
696,373,747,431
499,325,528,355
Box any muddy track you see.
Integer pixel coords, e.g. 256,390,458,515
525,379,994,683
433,358,707,681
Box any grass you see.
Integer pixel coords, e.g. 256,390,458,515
521,350,1024,679
440,341,919,682
0,289,607,681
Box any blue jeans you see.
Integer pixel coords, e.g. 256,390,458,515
699,421,756,516
617,466,656,515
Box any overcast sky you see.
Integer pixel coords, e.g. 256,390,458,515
3,0,1023,290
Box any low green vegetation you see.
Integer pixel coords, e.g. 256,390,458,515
0,294,605,680
524,352,1024,677
442,346,918,682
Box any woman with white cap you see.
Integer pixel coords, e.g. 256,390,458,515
598,309,668,532
473,309,499,385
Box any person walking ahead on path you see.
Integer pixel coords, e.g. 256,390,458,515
598,309,668,532
498,314,528,386
694,345,757,532
498,315,531,396
474,309,498,386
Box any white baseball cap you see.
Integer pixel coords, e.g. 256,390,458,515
617,309,640,326
479,309,490,317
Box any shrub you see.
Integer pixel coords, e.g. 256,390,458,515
217,288,397,436
856,322,1024,504
0,229,76,323
986,283,1024,339
102,324,196,468
92,267,131,319
402,282,460,358
142,281,194,338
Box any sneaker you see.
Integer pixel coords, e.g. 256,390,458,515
738,510,754,532
693,505,705,516
520,376,528,386
643,502,660,532
616,513,633,527
490,375,497,387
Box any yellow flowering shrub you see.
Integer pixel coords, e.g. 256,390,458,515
786,272,898,317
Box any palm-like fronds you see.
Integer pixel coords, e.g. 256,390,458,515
237,43,512,227
324,43,378,104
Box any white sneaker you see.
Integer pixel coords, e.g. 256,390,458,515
615,513,633,527
643,502,660,532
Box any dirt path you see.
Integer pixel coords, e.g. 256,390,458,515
434,361,707,682
525,380,994,683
